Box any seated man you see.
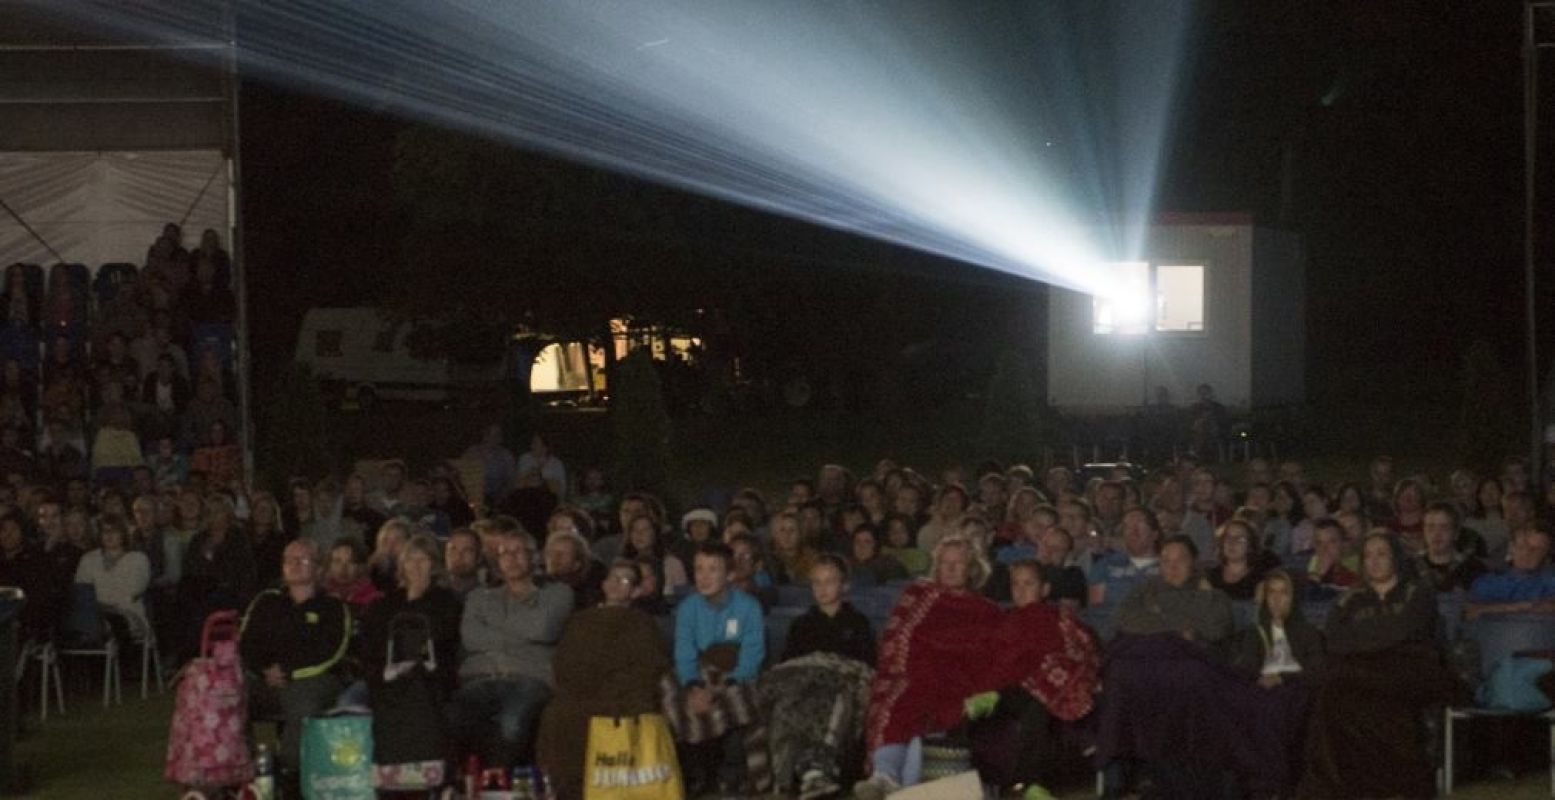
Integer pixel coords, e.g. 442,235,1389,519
449,528,573,767
1467,527,1555,619
1088,507,1163,607
666,541,770,796
441,527,483,598
240,540,352,778
1305,519,1360,598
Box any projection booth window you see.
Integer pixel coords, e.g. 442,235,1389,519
1092,262,1205,334
1154,264,1205,332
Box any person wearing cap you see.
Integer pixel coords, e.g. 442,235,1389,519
672,507,720,567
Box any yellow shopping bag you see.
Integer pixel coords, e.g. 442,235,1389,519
583,714,683,800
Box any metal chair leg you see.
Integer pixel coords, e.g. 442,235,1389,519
1444,709,1455,795
101,645,112,707
37,646,48,722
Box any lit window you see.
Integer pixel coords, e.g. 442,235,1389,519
1154,265,1204,332
1092,262,1151,335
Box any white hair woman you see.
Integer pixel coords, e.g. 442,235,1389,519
855,536,1000,798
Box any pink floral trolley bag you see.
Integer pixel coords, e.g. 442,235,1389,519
166,610,254,791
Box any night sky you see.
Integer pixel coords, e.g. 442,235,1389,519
238,1,1554,438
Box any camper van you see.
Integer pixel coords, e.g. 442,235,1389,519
295,308,595,408
295,308,486,406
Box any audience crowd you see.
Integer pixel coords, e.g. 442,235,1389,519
4,406,1555,799
1,239,1553,799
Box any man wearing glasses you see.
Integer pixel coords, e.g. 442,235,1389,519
239,539,352,782
449,529,574,767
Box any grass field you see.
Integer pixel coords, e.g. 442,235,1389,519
7,680,1553,799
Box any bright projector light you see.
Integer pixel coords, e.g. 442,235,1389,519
1092,261,1151,335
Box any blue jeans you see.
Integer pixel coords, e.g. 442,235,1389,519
446,676,552,766
870,737,924,786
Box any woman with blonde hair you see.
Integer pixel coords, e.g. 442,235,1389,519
855,535,999,798
769,510,820,586
359,532,462,696
245,489,288,587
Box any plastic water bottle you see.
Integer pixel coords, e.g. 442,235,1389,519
252,743,275,800
509,766,534,799
463,755,481,799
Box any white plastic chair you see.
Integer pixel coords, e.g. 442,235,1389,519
127,608,164,698
16,639,64,720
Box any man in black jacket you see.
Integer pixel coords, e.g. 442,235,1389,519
240,539,351,776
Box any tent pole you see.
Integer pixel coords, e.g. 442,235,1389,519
225,2,255,489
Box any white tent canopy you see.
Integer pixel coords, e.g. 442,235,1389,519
0,150,229,267
0,0,252,476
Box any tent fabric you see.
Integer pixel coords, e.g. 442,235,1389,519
0,3,231,152
0,150,229,267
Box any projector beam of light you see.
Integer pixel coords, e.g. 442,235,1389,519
36,1,1194,295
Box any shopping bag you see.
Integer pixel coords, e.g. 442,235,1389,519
165,610,253,788
301,711,375,800
583,714,683,800
371,613,447,789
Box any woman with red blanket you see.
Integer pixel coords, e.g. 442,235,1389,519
855,535,999,799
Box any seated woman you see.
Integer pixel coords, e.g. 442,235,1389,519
1206,518,1266,601
969,560,1101,800
1297,533,1452,799
855,535,1002,799
769,510,820,586
536,560,672,800
759,555,876,798
1227,570,1325,796
848,523,908,587
880,513,930,577
73,514,152,643
359,532,463,697
620,512,688,597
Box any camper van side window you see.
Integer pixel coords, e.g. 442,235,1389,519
316,330,343,357
373,325,399,353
